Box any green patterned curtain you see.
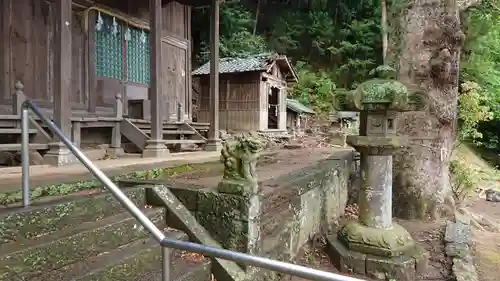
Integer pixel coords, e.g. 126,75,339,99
95,14,123,80
126,28,150,84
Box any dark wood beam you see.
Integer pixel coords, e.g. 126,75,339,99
142,0,170,157
149,0,163,141
0,0,11,104
43,0,73,166
53,0,72,137
205,0,220,149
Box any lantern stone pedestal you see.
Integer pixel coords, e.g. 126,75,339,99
327,66,429,281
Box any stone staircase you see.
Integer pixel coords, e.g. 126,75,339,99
0,115,50,157
121,118,209,152
0,187,211,281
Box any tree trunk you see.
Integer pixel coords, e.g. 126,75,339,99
253,0,261,35
389,0,466,220
380,0,388,63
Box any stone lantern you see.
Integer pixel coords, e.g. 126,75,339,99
328,65,428,281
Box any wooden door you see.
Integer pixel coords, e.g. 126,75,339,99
161,35,191,121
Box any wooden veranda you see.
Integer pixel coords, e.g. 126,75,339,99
0,0,224,166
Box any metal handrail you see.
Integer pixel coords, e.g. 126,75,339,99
20,100,365,281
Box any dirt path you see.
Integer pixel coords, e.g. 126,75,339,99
454,145,500,281
472,231,500,281
173,146,344,187
282,220,449,281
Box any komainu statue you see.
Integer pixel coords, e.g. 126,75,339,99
218,136,262,194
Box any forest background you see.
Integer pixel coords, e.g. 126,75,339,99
191,0,500,158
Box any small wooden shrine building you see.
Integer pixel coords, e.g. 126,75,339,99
193,53,297,133
285,99,315,131
0,0,223,166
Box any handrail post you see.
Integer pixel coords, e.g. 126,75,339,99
21,106,30,207
161,246,171,281
19,100,166,243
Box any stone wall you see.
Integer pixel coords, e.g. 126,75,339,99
144,150,354,266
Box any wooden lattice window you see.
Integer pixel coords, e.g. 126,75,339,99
126,27,150,84
94,13,150,84
95,14,123,79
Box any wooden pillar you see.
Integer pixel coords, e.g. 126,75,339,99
1,0,11,102
43,0,73,166
204,0,222,151
142,0,170,157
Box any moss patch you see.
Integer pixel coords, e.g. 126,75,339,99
0,161,219,206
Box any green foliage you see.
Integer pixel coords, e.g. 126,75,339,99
457,81,492,143
0,163,217,205
449,155,478,202
192,0,382,115
290,61,336,113
460,3,500,154
194,3,267,64
266,11,380,88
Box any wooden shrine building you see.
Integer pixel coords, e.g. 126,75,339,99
193,53,297,133
286,99,315,132
0,0,223,166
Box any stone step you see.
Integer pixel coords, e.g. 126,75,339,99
142,129,195,135
0,187,147,246
68,239,211,281
0,128,37,134
27,231,203,281
165,139,206,145
0,115,20,120
128,119,209,131
0,207,166,280
0,143,49,151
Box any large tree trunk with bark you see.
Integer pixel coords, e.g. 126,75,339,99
389,0,467,220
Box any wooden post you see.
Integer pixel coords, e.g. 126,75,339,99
107,93,124,158
142,0,169,157
1,0,11,104
177,102,183,122
71,121,81,148
13,81,26,116
204,0,222,151
43,0,73,166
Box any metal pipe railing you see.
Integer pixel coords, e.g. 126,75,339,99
20,100,166,243
160,238,365,281
20,100,365,281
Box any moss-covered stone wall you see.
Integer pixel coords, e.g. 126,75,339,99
137,150,354,265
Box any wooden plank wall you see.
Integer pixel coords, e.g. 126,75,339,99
0,0,88,114
198,73,261,132
115,1,192,120
161,2,191,120
0,0,192,118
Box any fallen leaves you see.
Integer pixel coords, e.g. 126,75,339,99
344,203,359,220
180,251,205,262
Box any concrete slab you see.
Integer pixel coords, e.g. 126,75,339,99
0,151,220,194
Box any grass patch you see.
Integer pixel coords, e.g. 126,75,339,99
453,144,500,181
481,249,500,265
0,161,219,206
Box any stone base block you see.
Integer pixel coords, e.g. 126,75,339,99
338,221,415,257
365,254,416,280
106,147,125,159
218,179,259,195
42,143,75,166
326,236,367,275
204,139,223,152
326,235,429,281
142,140,170,158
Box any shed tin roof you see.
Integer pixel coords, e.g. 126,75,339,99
192,53,298,82
286,99,315,115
